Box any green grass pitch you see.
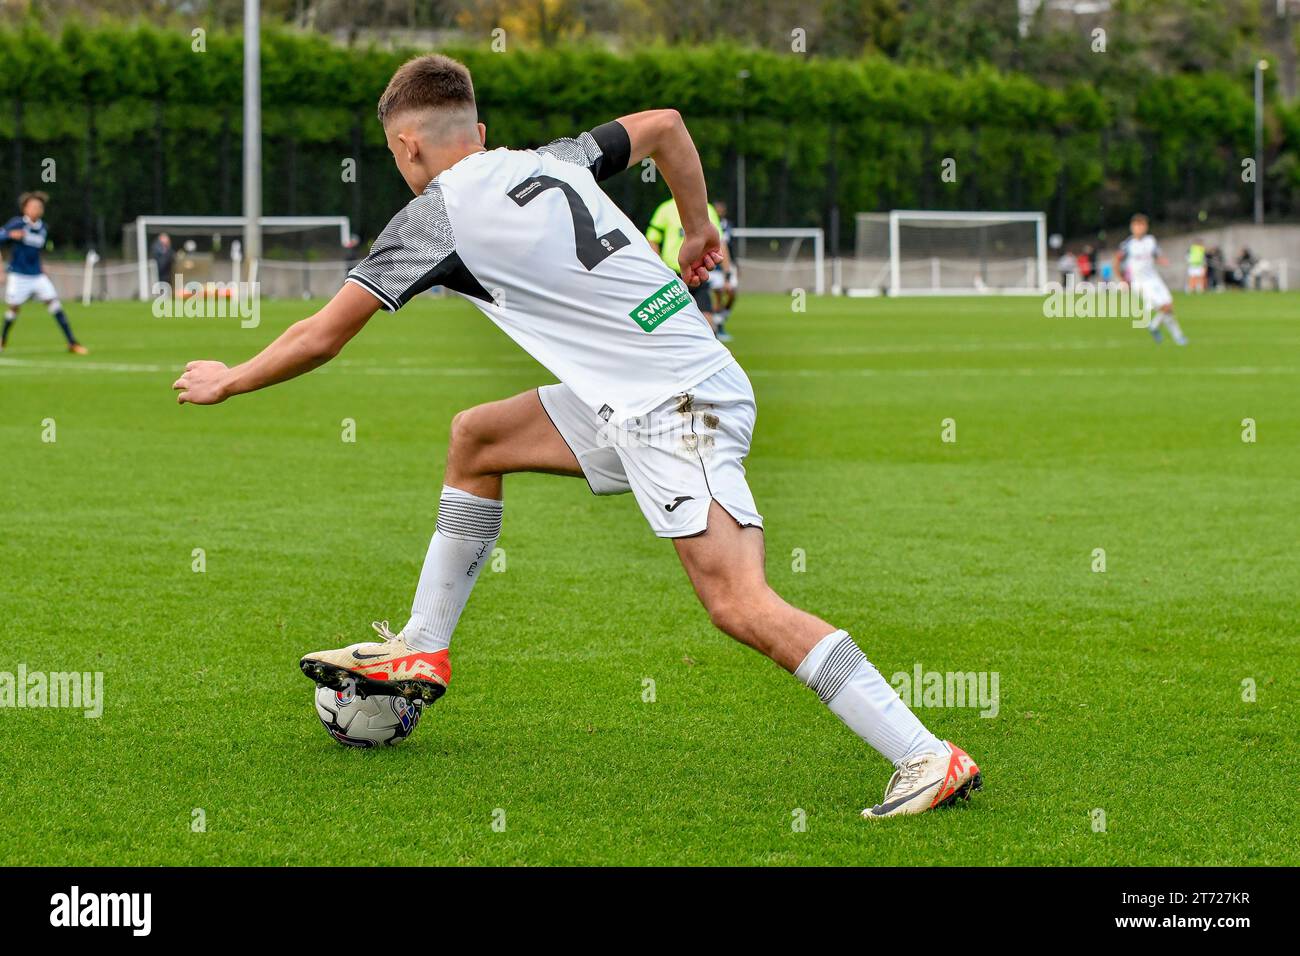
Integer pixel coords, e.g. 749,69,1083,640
0,290,1296,866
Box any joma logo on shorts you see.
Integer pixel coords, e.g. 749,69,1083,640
629,279,691,333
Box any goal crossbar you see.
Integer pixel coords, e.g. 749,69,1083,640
131,215,351,299
731,227,825,295
855,210,1047,297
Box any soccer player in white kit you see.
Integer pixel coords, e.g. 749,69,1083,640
1117,213,1187,345
172,55,981,818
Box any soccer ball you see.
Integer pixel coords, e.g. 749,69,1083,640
314,685,423,747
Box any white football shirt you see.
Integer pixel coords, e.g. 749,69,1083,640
347,122,734,422
1121,235,1162,283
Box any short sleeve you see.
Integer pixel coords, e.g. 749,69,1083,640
536,121,631,182
347,185,456,312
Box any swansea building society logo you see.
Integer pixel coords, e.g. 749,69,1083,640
0,665,103,718
629,278,691,333
50,886,151,936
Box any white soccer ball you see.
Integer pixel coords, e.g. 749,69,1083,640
314,684,423,747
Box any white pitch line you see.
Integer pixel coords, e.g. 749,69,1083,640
0,358,168,373
2,357,1295,381
793,339,1132,356
0,357,511,377
777,337,1300,357
747,365,1298,378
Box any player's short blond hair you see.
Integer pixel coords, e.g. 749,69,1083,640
18,190,49,210
377,55,476,126
1130,213,1149,225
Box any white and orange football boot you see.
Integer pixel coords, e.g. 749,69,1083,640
299,621,450,704
861,741,982,820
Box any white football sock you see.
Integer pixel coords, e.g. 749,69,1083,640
400,485,502,652
795,630,943,765
1165,313,1187,344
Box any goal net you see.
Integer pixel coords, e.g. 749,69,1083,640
41,252,139,304
850,211,1046,296
124,216,353,300
731,228,825,295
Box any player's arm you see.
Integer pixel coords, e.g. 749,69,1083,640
615,110,722,285
172,282,379,406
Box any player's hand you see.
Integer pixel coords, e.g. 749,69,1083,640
678,224,723,288
173,360,231,406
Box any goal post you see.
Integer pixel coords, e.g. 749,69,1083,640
730,227,825,296
127,215,352,300
851,210,1047,296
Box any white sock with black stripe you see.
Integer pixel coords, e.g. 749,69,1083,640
399,485,503,652
795,630,943,765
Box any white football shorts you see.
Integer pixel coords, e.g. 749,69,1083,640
538,361,763,538
1132,275,1172,310
4,272,59,306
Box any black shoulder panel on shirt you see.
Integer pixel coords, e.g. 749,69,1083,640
400,251,494,306
589,121,632,182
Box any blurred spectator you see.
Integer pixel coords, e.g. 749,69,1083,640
1098,253,1114,283
1226,248,1257,289
150,232,175,287
1205,246,1224,290
1057,249,1076,284
1186,239,1206,292
1075,247,1093,279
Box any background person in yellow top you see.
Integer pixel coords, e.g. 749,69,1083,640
646,197,732,339
1186,239,1206,293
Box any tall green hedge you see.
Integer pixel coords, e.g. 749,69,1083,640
0,22,1289,254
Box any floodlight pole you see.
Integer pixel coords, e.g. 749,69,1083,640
243,0,262,276
736,70,749,258
1254,59,1267,225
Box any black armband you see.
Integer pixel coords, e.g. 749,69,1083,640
589,120,632,182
